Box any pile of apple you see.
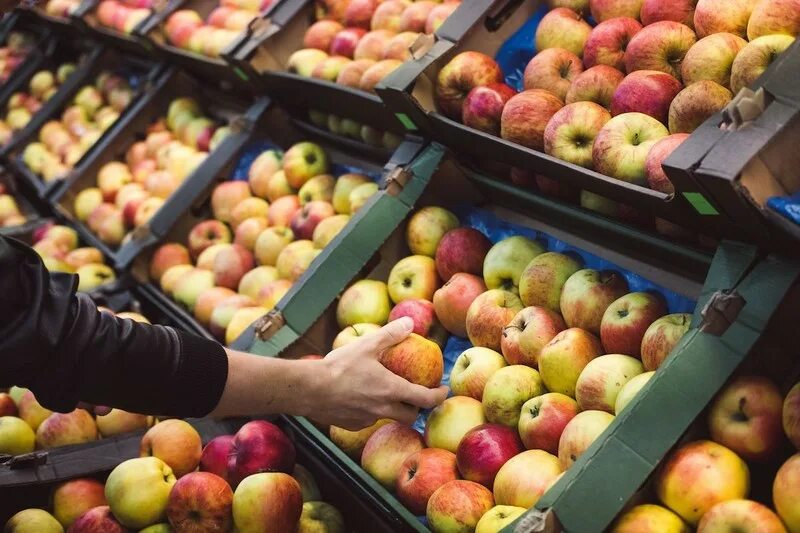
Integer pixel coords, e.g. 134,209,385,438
0,189,27,227
434,0,799,225
95,0,153,35
611,375,800,532
147,141,377,345
164,0,273,59
316,204,693,531
288,0,460,94
42,0,81,18
308,108,405,150
0,31,34,85
5,419,345,532
71,97,226,247
0,64,76,145
21,71,135,183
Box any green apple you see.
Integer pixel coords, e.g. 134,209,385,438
0,416,35,455
332,173,370,214
336,279,391,327
105,457,177,529
298,501,345,533
4,509,63,532
387,255,440,303
615,371,655,414
483,236,545,293
475,505,526,533
348,182,378,213
482,365,544,427
283,142,329,189
173,269,215,311
332,323,381,349
519,252,582,313
405,206,460,257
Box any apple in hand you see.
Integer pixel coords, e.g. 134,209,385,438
538,327,603,398
624,21,696,80
456,423,522,487
518,393,579,454
433,273,486,337
583,17,642,71
708,375,785,462
774,454,800,532
396,448,459,515
462,83,516,136
730,35,796,94
493,449,563,508
560,269,629,335
166,472,233,532
483,236,544,294
535,8,592,57
523,48,583,101
668,81,732,134
427,480,495,533
519,252,581,313
698,499,787,533
558,410,615,469
681,33,747,89
405,206,459,257
450,347,507,400
600,291,667,357
466,289,523,351
435,51,503,120
640,313,691,370
544,101,612,168
655,440,750,525
501,306,566,367
380,333,444,388
105,457,177,529
424,396,487,453
500,89,565,151
611,504,689,533
482,365,544,427
592,112,669,185
611,70,682,125
387,255,440,303
435,227,492,282
232,472,302,533
694,0,759,39
227,420,296,487
566,65,624,109
361,422,424,490
575,354,644,413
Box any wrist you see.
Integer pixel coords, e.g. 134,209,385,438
291,358,330,419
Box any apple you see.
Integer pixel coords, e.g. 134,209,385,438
406,206,459,257
95,409,148,437
640,313,691,370
483,236,544,294
387,255,440,303
589,0,643,21
140,419,202,479
4,509,63,532
462,83,517,136
39,225,78,250
137,522,174,533
584,17,642,71
165,471,233,532
426,2,458,33
343,0,375,28
353,30,392,61
312,213,350,248
18,391,53,431
238,266,279,301
614,370,654,414
518,393,579,455
332,173,370,214
275,241,319,282
173,268,215,311
466,289,523,351
641,0,696,26
329,418,392,460
331,323,380,350
427,480,494,532
449,347,507,400
371,0,407,31
747,0,800,39
287,48,329,77
74,188,104,222
213,244,255,290
575,354,644,413
694,0,759,38
435,227,491,282
196,243,228,271
229,198,269,231
209,181,251,224
544,101,612,168
501,306,566,367
523,48,583,101
669,81,732,134
592,112,669,184
105,457,177,529
493,449,562,509
380,332,444,388
199,434,234,482
645,133,690,194
65,248,104,270
232,472,302,533
475,506,526,533
558,409,615,469
347,182,379,213
456,423,522,487
336,279,391,327
260,170,294,203
283,142,328,189
432,273,486,338
297,174,334,206
559,269,629,336
388,298,439,338
423,396,486,454
248,150,283,200
396,448,459,515
298,501,344,532
730,35,796,94
535,7,592,57
254,226,294,266
36,409,97,448
435,51,503,120
194,287,237,326
600,291,667,357
0,416,35,455
518,252,582,313
359,59,403,92
303,20,344,51
52,478,107,528
708,375,784,463
611,504,689,533
482,365,544,427
383,31,422,61
698,499,787,533
785,382,800,450
774,454,800,532
209,295,257,340
681,33,747,89
312,55,353,81
565,65,624,110
187,220,232,258
0,393,17,417
655,440,750,525
234,217,269,251
227,420,296,487
361,422,424,490
611,70,683,126
538,327,604,398
624,21,696,80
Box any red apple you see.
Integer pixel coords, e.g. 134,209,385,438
624,21,697,80
52,479,107,529
583,17,642,71
353,29,393,60
0,393,18,417
589,0,644,22
231,472,302,533
518,393,579,455
466,289,524,351
426,480,494,533
668,80,732,134
456,423,523,487
361,422,424,490
681,32,747,89
166,472,233,532
640,313,691,370
611,70,683,124
330,28,366,58
493,449,563,508
538,327,604,398
694,0,758,39
501,306,566,367
433,272,487,337
426,2,458,33
396,448,459,515
303,20,344,51
565,65,625,109
68,506,127,532
785,382,800,450
523,48,583,101
645,133,690,194
213,244,255,290
600,291,667,357
187,219,232,259
747,0,800,40
379,333,444,388
227,420,296,487
535,7,592,57
500,89,565,151
371,0,408,31
774,453,800,532
698,499,787,533
434,227,492,282
544,101,612,168
435,51,503,120
558,409,615,469
641,0,696,27
268,195,301,227
388,298,439,337
200,434,234,482
462,83,516,136
211,181,251,224
559,269,629,335
343,0,376,29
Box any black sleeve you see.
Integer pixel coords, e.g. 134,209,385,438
0,235,229,417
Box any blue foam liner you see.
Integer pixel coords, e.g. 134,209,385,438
767,193,800,226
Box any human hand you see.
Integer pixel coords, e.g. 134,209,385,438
311,317,448,431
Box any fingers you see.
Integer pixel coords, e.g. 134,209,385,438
381,401,420,426
358,317,414,356
392,379,449,410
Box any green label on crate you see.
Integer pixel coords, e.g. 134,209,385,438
234,67,249,82
683,192,720,215
395,113,418,131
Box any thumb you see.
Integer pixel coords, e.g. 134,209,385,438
360,317,414,355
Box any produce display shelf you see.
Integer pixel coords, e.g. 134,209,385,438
0,11,54,111
70,0,164,56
